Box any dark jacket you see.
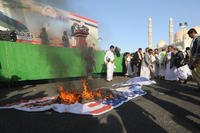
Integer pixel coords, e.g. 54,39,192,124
133,52,142,66
174,51,185,68
191,36,200,58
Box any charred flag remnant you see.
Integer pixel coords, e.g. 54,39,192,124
0,77,154,115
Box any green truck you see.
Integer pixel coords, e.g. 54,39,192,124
0,41,123,81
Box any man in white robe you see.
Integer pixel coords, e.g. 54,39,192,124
165,45,178,81
140,48,153,79
125,53,133,76
158,48,166,79
104,45,115,81
174,46,191,83
153,49,159,78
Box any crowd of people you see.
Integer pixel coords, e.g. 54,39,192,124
104,28,200,89
123,45,192,83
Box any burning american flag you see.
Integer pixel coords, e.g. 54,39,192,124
0,77,154,115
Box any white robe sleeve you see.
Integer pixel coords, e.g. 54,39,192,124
104,51,114,63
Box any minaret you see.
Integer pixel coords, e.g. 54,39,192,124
169,17,173,45
148,17,152,48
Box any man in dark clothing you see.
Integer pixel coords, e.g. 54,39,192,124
39,27,49,45
174,49,185,68
188,29,200,58
188,28,200,89
62,31,69,47
173,47,187,83
185,47,191,65
170,47,177,69
133,48,143,76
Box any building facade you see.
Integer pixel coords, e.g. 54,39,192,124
0,0,99,49
153,17,200,52
173,26,200,51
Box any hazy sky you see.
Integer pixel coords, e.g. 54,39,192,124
45,0,200,52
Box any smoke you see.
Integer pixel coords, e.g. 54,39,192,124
35,0,69,9
1,0,98,91
1,0,28,9
39,46,70,79
26,0,95,85
80,46,96,78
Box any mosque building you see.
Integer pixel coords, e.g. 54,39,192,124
173,26,200,51
148,17,200,51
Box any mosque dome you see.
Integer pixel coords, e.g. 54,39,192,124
174,28,188,43
157,40,166,48
174,26,200,43
173,26,200,51
192,26,200,33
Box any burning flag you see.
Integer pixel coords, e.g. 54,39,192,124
57,79,114,105
0,77,154,115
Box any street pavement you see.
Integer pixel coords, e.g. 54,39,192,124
0,76,199,133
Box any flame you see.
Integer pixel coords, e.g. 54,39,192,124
58,85,80,104
95,90,103,98
57,79,114,104
81,79,94,100
109,93,114,99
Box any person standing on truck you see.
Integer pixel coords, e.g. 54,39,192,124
39,27,49,45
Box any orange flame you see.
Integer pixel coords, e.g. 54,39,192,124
58,85,80,104
95,90,103,98
81,79,95,100
57,79,114,104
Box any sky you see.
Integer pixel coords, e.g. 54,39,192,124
44,0,200,52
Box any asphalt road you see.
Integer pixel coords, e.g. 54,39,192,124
0,76,199,133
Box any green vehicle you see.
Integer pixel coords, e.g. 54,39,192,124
0,41,123,82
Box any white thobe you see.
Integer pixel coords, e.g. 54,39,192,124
150,54,156,75
176,65,192,80
104,50,115,81
165,52,177,81
158,52,166,77
140,53,151,79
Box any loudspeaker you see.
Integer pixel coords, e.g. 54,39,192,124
0,30,17,42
